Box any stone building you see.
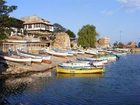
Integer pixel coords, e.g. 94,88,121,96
52,32,71,49
97,37,110,48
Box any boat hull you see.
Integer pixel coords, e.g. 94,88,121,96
56,66,104,74
17,49,51,60
0,55,31,63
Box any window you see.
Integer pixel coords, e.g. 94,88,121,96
28,24,32,28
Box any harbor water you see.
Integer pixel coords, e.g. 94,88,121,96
1,54,140,105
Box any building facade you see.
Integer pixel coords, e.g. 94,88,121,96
21,16,54,34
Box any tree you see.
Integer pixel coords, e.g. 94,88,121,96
117,42,124,48
53,23,66,32
113,41,124,48
113,41,118,48
0,0,17,40
78,24,97,48
66,29,76,38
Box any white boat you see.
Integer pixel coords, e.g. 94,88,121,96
59,62,91,68
92,61,104,67
66,50,85,55
31,58,42,63
16,49,51,60
78,60,105,67
85,49,98,55
76,51,85,54
77,57,107,62
0,55,31,63
112,52,127,57
44,49,73,57
0,55,42,63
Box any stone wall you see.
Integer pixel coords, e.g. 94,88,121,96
52,32,71,49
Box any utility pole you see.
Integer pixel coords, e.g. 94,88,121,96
120,30,122,42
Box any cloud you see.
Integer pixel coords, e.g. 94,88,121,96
117,0,140,11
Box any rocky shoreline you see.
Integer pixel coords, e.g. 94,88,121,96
0,54,93,78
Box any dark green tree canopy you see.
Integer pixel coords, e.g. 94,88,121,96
78,24,98,48
53,23,66,32
0,0,17,40
66,29,76,39
113,41,124,48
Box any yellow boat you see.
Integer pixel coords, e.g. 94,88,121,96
56,66,104,74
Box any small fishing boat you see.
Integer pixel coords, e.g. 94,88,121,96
56,66,104,74
77,58,108,63
112,52,127,57
0,54,43,63
85,49,98,55
16,49,51,60
59,62,91,68
59,60,104,69
0,55,32,63
66,50,85,55
98,54,117,62
44,49,73,57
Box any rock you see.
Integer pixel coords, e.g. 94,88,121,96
53,32,71,49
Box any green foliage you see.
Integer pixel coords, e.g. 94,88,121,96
113,41,118,47
0,0,17,40
53,23,66,32
66,29,76,38
77,24,97,48
0,34,7,40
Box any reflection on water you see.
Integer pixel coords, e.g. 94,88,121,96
56,73,104,78
0,71,52,105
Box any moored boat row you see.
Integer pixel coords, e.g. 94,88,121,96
0,47,130,74
56,48,130,74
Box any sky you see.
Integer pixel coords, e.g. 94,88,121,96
6,0,140,44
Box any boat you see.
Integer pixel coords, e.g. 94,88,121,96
31,58,42,63
85,49,98,55
0,55,32,63
77,58,108,63
66,50,85,55
76,60,105,67
112,52,127,57
16,49,51,60
92,61,104,67
58,62,92,68
56,66,104,74
97,54,117,62
0,54,43,63
44,49,73,57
